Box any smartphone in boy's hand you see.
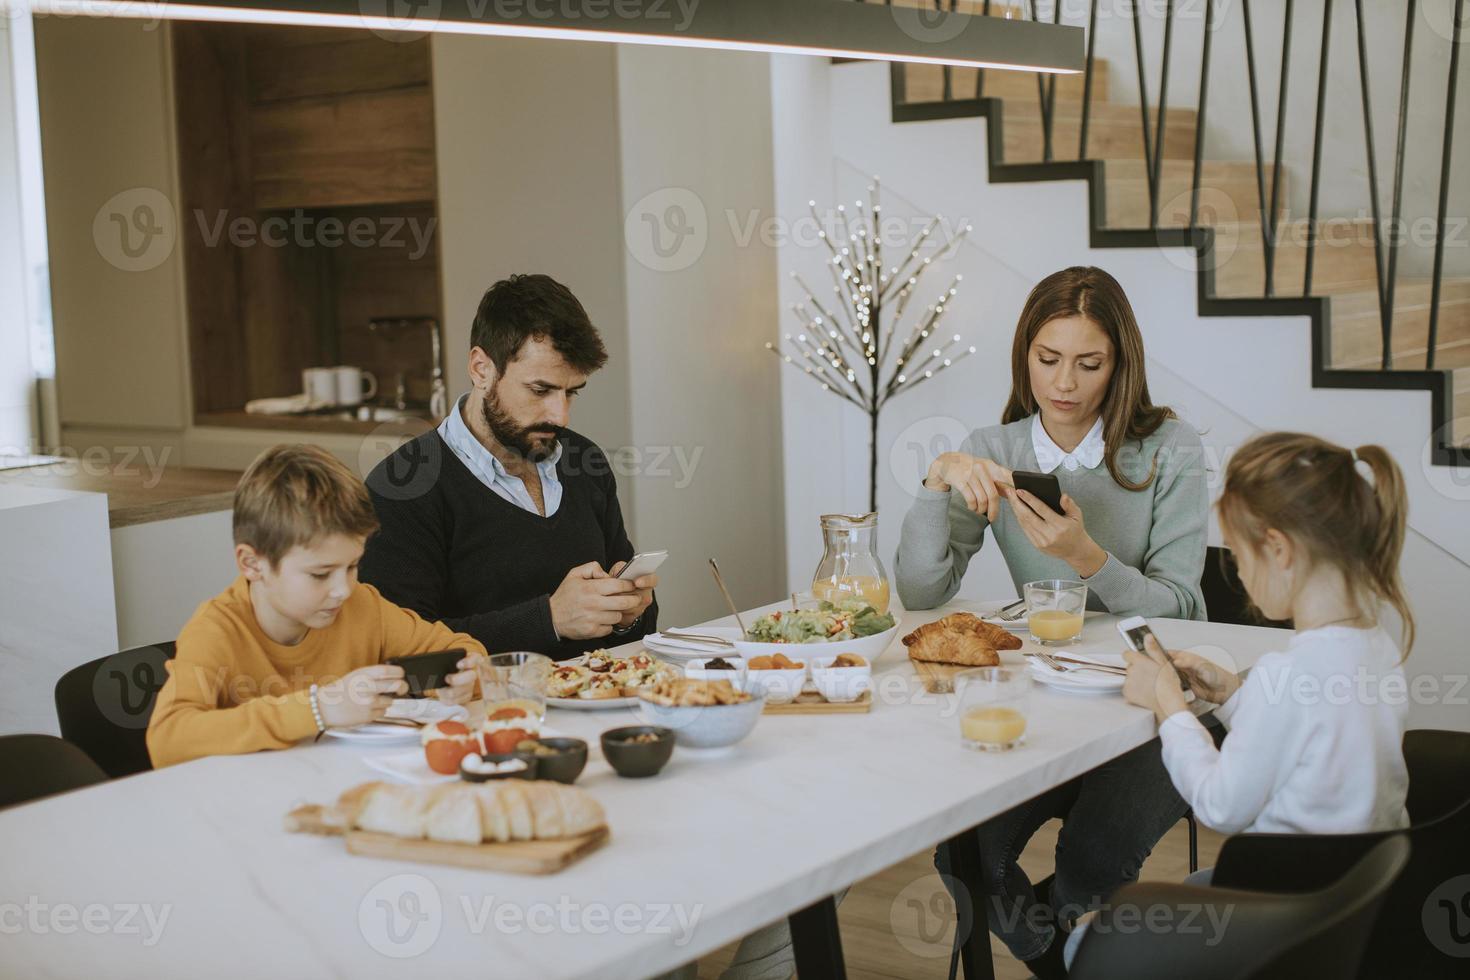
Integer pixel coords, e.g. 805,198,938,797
1117,616,1195,701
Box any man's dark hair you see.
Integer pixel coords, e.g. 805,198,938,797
471,274,609,375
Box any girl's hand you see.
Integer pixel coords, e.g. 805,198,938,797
437,654,482,706
317,664,407,728
1166,648,1241,705
1123,639,1191,722
924,453,1013,522
1006,490,1107,577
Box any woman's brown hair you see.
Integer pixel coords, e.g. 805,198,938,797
1217,432,1414,656
1001,266,1175,490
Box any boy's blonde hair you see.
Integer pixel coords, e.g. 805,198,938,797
233,444,379,565
1217,432,1413,656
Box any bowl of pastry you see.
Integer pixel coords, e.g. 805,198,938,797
635,677,764,749
731,599,902,663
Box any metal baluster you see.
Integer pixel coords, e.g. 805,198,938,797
1045,0,1060,161
940,1,953,102
1034,0,1057,161
1304,0,1334,297
1241,0,1273,296
1264,0,1294,297
1428,0,1466,369
1190,0,1215,228
1353,0,1390,369
1079,0,1100,160
1131,0,1157,226
1382,0,1416,370
1151,0,1175,228
978,0,993,98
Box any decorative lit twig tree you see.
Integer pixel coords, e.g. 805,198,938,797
767,178,975,512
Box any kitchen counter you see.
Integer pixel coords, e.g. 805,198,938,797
0,460,241,528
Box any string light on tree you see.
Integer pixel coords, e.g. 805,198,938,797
766,179,980,511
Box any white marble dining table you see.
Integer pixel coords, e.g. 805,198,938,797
0,599,1291,980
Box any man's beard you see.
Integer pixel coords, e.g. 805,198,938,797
482,384,564,463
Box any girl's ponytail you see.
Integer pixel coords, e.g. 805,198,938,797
1352,445,1414,655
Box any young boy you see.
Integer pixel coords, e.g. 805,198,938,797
147,444,486,768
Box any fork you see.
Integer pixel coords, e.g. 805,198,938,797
994,598,1028,622
662,629,735,647
1034,651,1126,676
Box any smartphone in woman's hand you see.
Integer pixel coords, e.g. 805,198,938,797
1117,616,1194,700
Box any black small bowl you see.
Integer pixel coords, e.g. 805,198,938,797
459,751,538,782
534,737,589,784
600,726,675,778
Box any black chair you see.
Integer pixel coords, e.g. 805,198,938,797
1201,545,1290,629
1069,834,1410,979
1207,730,1470,977
54,642,175,779
0,734,109,809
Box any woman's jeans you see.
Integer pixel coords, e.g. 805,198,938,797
935,738,1187,962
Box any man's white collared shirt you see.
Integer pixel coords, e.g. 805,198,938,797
438,395,564,516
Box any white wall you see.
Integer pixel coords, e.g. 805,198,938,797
0,16,39,450
775,59,1470,730
617,45,787,626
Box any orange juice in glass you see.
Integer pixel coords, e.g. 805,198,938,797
956,667,1031,751
1024,580,1088,645
811,575,891,614
811,512,890,614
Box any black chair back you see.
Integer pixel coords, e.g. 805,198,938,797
1202,545,1290,628
0,734,108,809
54,642,175,779
1210,730,1470,977
1070,835,1410,980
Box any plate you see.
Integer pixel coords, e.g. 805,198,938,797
546,695,641,711
323,723,423,744
641,627,743,663
1026,652,1126,694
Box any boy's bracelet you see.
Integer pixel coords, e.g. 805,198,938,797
309,684,327,741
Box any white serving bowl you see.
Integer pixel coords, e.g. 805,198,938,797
731,618,903,665
684,657,750,692
636,692,766,748
741,660,809,705
810,656,875,703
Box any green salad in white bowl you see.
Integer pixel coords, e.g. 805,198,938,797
734,599,902,663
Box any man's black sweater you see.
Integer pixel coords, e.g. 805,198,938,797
359,428,657,660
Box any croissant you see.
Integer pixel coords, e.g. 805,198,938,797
906,631,1000,667
334,780,604,844
902,612,1022,652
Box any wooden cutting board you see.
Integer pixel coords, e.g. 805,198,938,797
911,658,968,694
285,804,610,875
762,690,872,714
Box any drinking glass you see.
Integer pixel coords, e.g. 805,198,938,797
476,652,553,723
1024,579,1088,645
955,667,1031,752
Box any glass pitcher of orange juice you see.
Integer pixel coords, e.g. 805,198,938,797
812,512,891,614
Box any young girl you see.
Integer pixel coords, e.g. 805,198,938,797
1062,432,1414,969
1124,431,1412,837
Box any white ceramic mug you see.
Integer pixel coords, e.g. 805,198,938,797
333,366,378,407
302,367,337,407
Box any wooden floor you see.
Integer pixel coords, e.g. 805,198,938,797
696,819,1226,980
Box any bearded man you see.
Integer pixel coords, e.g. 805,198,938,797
359,274,657,660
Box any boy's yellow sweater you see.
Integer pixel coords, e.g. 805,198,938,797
147,576,486,767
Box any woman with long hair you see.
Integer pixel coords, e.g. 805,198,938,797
896,266,1209,978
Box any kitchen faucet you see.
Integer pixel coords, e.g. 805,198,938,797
365,315,450,420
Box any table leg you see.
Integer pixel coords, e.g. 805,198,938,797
789,894,846,980
944,828,996,980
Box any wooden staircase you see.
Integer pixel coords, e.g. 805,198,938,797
874,1,1468,463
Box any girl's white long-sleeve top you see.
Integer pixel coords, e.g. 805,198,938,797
1159,625,1411,835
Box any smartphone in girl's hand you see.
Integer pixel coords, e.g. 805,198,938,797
1117,616,1195,701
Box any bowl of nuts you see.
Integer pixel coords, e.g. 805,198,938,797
635,678,765,749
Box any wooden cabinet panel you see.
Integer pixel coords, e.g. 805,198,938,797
250,88,437,209
245,28,430,103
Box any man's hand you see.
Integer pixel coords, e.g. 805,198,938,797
923,453,1013,522
549,561,642,640
609,561,657,629
317,664,406,728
